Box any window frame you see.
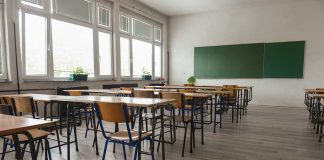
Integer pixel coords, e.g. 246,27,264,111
0,0,7,80
17,0,114,81
120,10,163,80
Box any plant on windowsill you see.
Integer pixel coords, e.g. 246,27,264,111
141,70,152,80
185,76,196,86
70,67,88,81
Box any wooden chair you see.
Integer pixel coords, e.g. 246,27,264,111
318,116,324,142
132,90,154,98
1,98,52,160
160,92,194,157
94,102,154,160
11,96,63,155
66,91,93,138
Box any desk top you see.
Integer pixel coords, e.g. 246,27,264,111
144,85,252,90
7,94,175,107
305,89,324,93
195,90,233,95
0,114,53,136
308,94,324,98
64,89,213,98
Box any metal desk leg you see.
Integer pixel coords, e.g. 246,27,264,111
92,104,99,155
161,106,165,160
12,134,23,160
138,108,143,160
200,99,204,145
66,103,70,160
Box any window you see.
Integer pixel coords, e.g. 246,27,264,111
119,11,163,79
22,0,43,8
154,45,162,77
154,27,161,42
132,39,152,77
98,5,110,27
18,0,113,80
120,15,129,33
23,13,47,76
133,18,153,40
52,19,94,78
52,0,92,23
120,37,130,76
98,31,112,76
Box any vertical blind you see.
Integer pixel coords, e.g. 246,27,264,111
133,18,152,40
52,0,92,23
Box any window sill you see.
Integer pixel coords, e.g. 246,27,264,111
23,78,115,83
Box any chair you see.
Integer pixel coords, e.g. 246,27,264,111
0,99,52,160
11,96,63,155
94,102,154,160
132,90,155,131
66,91,93,138
220,88,238,123
318,116,324,142
160,92,194,157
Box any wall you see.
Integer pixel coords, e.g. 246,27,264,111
0,0,168,95
168,0,324,107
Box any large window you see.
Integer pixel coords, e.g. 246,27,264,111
120,12,163,79
52,19,94,77
18,0,113,80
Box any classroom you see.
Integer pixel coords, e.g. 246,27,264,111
0,0,323,159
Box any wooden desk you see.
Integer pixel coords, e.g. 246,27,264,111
0,114,53,160
6,94,173,160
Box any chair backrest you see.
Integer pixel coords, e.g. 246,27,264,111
0,104,10,114
132,90,154,98
121,87,133,91
11,96,36,116
67,90,82,96
178,89,195,100
160,92,185,109
223,85,238,89
1,96,12,105
95,102,130,123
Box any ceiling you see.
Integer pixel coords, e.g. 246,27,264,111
136,0,285,16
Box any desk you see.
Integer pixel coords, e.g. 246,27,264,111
6,94,174,160
0,114,53,160
63,89,213,149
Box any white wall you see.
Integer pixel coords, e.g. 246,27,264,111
168,0,324,107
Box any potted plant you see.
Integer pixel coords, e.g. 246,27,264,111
70,67,88,81
185,76,196,86
142,70,152,80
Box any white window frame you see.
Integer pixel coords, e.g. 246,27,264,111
120,10,163,80
17,0,114,81
119,13,130,34
97,3,111,29
0,0,7,80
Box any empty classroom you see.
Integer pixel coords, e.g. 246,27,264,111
0,0,323,160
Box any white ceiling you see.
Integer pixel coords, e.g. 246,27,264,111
136,0,287,16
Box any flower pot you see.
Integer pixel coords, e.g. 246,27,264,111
70,74,88,81
142,75,152,80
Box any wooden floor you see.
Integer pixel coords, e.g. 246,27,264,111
1,105,324,160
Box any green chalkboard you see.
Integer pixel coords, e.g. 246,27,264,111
194,43,265,78
263,41,305,78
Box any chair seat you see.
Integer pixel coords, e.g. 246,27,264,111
4,129,51,142
174,116,192,122
110,130,152,141
318,116,324,124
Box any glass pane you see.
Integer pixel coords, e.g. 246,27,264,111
22,0,43,8
52,19,94,77
154,45,162,77
132,39,152,77
120,37,130,76
154,27,161,42
133,18,153,40
52,0,92,23
98,32,111,76
120,15,129,33
98,6,109,27
25,13,47,75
